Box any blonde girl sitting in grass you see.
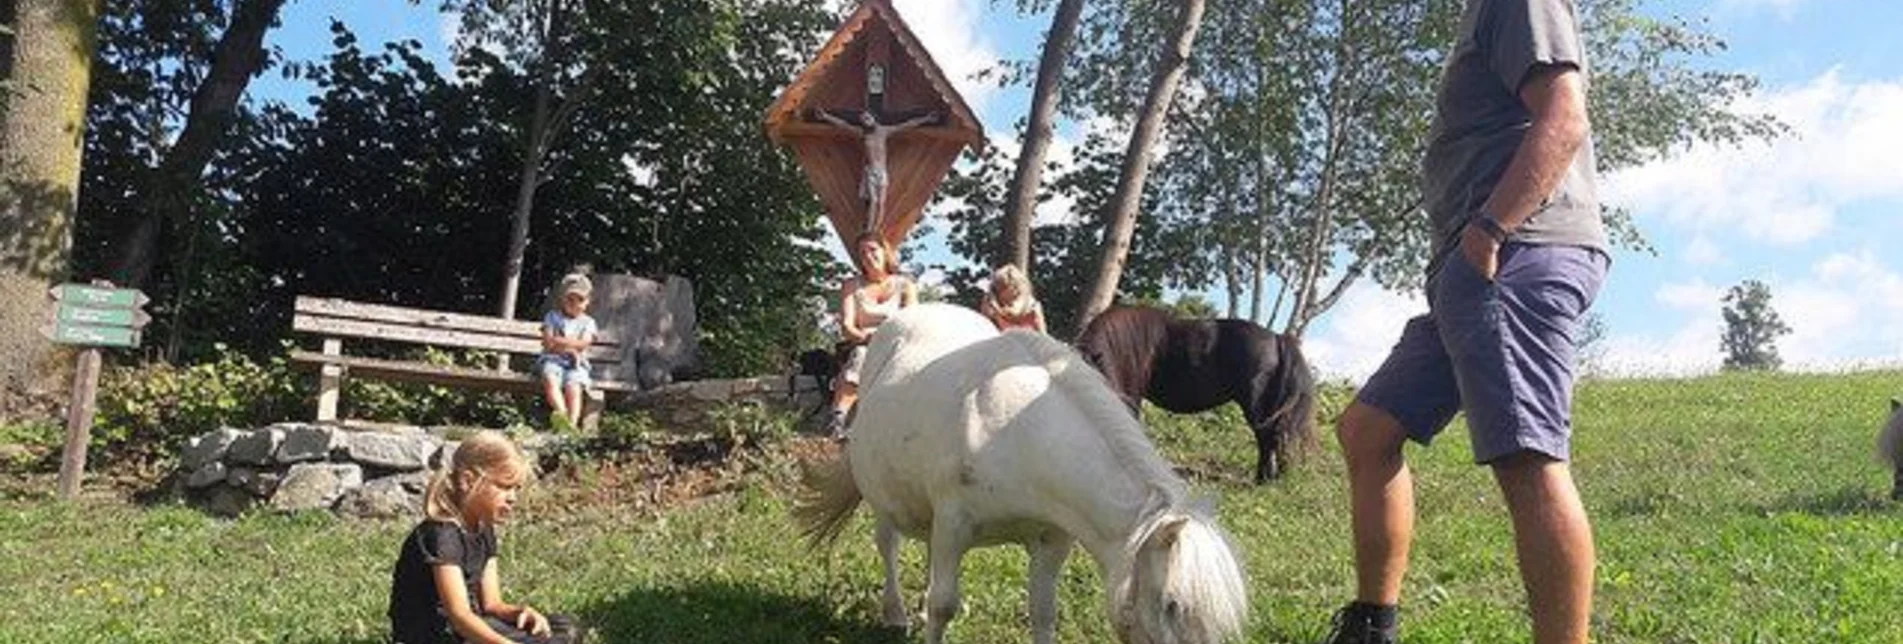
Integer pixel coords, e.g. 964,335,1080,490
386,431,584,644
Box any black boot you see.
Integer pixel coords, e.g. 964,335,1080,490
825,409,849,442
1322,602,1398,644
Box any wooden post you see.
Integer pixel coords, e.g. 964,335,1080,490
316,338,342,421
56,348,103,500
580,389,605,432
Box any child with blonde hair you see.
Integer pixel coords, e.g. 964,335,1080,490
538,274,598,432
388,431,583,644
980,264,1047,333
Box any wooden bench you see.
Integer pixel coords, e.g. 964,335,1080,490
289,296,636,430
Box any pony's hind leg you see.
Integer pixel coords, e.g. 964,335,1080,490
1251,420,1283,483
876,517,910,630
923,510,974,644
1025,532,1074,644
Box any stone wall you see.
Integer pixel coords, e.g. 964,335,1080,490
173,376,830,518
176,423,528,518
623,375,830,433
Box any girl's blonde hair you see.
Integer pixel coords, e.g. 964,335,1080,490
853,231,900,277
424,430,530,525
985,264,1038,318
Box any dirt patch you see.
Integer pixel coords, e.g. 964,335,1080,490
530,435,839,518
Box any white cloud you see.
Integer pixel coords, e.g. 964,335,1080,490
1301,287,1426,383
1655,277,1723,311
1603,70,1903,246
889,0,1000,116
440,12,461,51
1683,236,1723,267
1777,250,1903,370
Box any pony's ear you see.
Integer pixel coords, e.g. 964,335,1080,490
1892,397,1900,412
1153,515,1192,549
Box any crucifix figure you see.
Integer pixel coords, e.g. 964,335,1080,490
811,108,939,233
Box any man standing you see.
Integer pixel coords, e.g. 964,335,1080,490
1325,1,1608,643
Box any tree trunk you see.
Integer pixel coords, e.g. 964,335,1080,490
1,0,98,413
1249,232,1266,323
1074,0,1206,335
1002,0,1086,273
497,0,574,321
496,80,549,320
108,0,288,288
1221,241,1240,319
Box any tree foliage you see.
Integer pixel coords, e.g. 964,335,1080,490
1721,279,1790,372
947,0,1782,338
70,0,841,376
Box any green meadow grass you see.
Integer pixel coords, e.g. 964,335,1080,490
2,370,1900,643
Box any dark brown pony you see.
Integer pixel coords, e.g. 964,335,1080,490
1076,305,1319,483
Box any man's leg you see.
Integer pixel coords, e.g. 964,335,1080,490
1327,314,1461,643
1338,401,1415,606
1492,452,1593,644
1451,245,1608,644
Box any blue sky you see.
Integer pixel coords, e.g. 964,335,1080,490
254,0,1903,380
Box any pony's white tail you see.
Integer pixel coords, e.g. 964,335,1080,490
1876,401,1903,468
1167,519,1251,643
793,452,862,550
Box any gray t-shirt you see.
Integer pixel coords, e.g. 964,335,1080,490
541,310,598,368
1421,0,1606,276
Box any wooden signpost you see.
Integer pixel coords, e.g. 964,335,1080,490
42,282,150,500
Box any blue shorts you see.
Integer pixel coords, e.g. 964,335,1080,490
536,356,593,389
1356,244,1608,464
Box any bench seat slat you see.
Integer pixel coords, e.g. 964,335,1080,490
289,350,638,393
293,315,622,363
293,296,620,346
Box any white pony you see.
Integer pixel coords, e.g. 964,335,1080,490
796,303,1250,644
1876,398,1903,499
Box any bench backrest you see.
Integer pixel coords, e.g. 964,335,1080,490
292,296,622,363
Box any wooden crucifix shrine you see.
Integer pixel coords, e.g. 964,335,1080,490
763,0,984,250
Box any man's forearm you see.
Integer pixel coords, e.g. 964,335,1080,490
1481,73,1590,231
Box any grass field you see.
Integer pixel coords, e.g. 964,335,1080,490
3,370,1901,643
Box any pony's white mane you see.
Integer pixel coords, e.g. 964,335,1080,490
1001,329,1187,505
1162,519,1251,643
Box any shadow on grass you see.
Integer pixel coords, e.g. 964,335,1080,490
576,580,908,644
1747,485,1896,517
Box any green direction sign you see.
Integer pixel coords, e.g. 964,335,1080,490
43,324,140,348
45,283,149,348
49,283,148,309
57,305,151,328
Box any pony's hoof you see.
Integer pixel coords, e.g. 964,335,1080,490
1255,456,1282,484
881,612,912,631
